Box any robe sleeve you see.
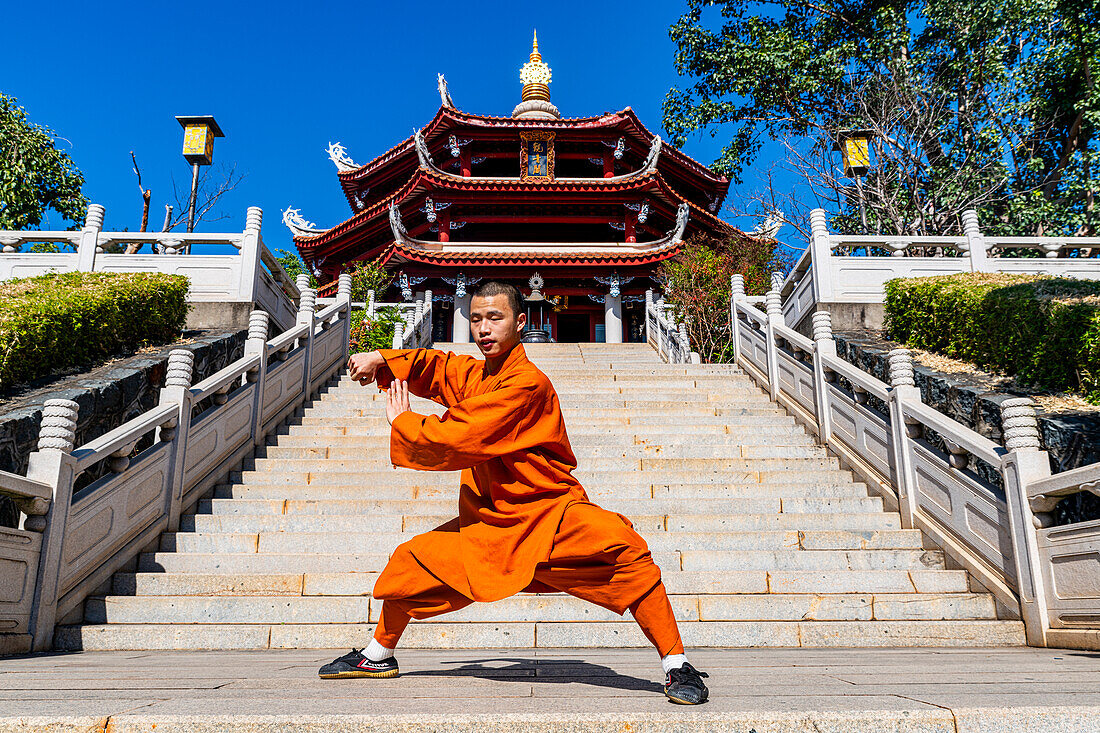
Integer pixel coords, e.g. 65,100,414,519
375,348,480,406
389,378,554,471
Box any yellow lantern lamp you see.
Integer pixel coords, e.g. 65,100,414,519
175,115,225,166
832,129,874,176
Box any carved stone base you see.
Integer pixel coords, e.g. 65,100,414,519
512,100,561,120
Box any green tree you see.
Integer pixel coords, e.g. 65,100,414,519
274,249,317,287
664,0,1100,236
0,94,88,230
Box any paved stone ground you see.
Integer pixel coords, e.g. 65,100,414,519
2,647,1099,731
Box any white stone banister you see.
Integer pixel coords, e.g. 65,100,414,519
777,208,1100,332
717,276,1100,651
0,269,355,654
644,289,699,364
0,204,301,332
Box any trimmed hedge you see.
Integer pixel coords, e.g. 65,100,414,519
0,272,189,387
884,273,1100,403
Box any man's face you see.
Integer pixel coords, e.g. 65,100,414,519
470,294,526,357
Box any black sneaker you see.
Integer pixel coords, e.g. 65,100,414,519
318,649,400,679
664,663,709,704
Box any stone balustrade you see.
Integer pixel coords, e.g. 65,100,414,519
644,290,699,364
0,274,354,655
707,273,1100,651
780,209,1100,332
0,204,302,332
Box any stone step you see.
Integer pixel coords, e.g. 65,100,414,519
161,528,920,554
266,435,821,452
295,412,794,426
180,511,900,535
112,568,972,597
280,423,807,437
247,446,829,466
196,494,881,517
216,475,860,499
82,592,998,625
138,548,943,573
54,619,1025,651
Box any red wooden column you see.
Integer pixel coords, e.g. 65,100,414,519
603,151,614,178
438,208,451,243
460,149,472,177
625,210,637,244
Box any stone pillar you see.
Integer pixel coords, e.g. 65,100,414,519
76,204,105,272
809,208,834,303
961,209,990,272
887,348,922,530
452,294,471,343
295,273,311,301
999,397,1053,646
603,293,623,344
27,399,80,651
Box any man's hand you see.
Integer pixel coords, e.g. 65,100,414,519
386,379,411,425
347,350,385,386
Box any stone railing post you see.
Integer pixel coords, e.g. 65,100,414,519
999,398,1053,646
730,275,744,366
765,285,783,400
297,285,316,399
26,399,80,651
422,290,433,347
157,349,196,532
886,349,922,530
295,273,311,305
644,290,654,349
366,290,376,319
238,207,263,305
244,311,270,450
76,204,105,272
337,273,353,359
654,296,667,362
810,311,836,446
961,209,990,272
808,209,834,304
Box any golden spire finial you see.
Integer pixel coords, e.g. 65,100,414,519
520,29,551,102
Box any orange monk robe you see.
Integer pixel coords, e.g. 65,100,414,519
370,344,661,614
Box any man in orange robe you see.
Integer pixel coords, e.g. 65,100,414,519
318,281,709,704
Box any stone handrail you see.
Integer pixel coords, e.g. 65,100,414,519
778,209,1100,331
0,273,354,655
0,204,301,332
643,290,699,364
724,273,1100,651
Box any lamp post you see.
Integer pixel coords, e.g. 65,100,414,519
175,115,225,236
833,129,874,233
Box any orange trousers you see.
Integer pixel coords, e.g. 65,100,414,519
373,502,685,656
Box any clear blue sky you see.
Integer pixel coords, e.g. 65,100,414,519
3,0,801,256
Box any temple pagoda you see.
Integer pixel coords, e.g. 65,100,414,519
286,33,745,343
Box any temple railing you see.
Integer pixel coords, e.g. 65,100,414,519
0,274,353,654
349,290,434,350
717,272,1100,651
644,290,699,364
0,204,301,331
779,209,1100,331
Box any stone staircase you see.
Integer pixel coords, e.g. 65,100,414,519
55,343,1025,650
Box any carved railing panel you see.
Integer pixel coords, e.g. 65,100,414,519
1,274,355,654
713,274,1100,650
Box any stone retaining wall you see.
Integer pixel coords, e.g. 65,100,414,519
0,330,247,528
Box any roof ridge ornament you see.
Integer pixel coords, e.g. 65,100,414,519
514,30,560,120
748,210,784,239
282,207,330,238
389,203,410,246
437,73,455,109
326,142,358,173
414,128,435,168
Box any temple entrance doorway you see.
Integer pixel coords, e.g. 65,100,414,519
555,314,591,343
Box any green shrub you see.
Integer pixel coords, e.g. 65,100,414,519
0,272,189,387
884,273,1100,403
348,306,405,354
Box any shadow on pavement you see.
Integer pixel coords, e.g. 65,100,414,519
404,656,664,693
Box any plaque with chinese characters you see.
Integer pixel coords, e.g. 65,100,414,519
520,131,555,182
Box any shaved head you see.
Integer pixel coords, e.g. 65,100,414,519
471,280,523,317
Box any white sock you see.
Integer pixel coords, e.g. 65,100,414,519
662,653,689,674
365,638,394,661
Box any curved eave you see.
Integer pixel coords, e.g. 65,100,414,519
381,239,686,268
296,166,733,256
334,105,730,210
